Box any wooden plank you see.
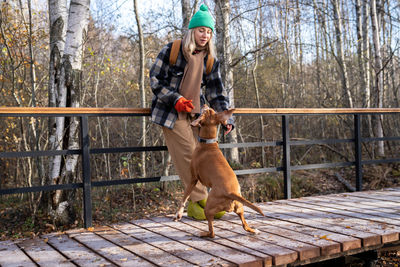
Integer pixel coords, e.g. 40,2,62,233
239,216,340,256
0,240,36,267
386,187,400,191
217,213,339,257
151,216,273,266
246,212,360,252
93,226,192,267
113,222,233,266
2,107,400,115
315,193,400,213
350,191,400,202
349,194,400,207
297,195,400,225
18,238,75,267
386,187,400,192
255,202,381,247
176,216,293,266
171,212,319,262
0,107,151,115
291,196,400,225
366,187,400,196
324,193,400,211
66,228,155,267
211,216,320,261
132,217,263,267
234,108,400,114
43,232,116,267
279,200,399,244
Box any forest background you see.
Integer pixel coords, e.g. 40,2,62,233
1,0,400,239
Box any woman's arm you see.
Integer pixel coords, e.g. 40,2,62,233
205,59,235,130
150,44,182,107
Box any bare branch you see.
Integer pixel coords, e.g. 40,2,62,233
230,39,278,68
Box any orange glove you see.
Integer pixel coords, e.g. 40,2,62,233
175,97,194,113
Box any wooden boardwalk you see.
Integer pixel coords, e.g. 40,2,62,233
1,188,400,267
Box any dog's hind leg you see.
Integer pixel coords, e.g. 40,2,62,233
200,209,216,238
234,202,259,235
199,197,220,238
174,179,198,221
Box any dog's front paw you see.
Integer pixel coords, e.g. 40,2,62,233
174,214,182,221
174,207,184,221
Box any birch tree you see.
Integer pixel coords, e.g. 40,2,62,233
181,0,199,32
312,0,322,99
279,0,291,107
356,0,374,155
331,0,353,108
214,0,239,163
47,0,68,219
252,0,265,167
181,0,191,31
356,0,371,108
47,0,91,224
133,0,146,178
370,0,384,156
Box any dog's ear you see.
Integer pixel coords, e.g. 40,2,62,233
201,104,210,112
217,108,235,125
191,114,204,127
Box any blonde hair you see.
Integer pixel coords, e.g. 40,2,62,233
182,29,216,58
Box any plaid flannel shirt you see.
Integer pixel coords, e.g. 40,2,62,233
149,41,233,129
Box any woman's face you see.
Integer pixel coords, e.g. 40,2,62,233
194,27,212,47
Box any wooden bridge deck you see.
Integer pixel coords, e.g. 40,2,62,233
1,188,400,267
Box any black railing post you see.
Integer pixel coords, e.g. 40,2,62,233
282,115,291,199
354,114,362,191
80,115,92,228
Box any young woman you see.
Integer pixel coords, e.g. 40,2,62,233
149,4,233,220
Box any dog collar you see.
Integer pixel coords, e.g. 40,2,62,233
198,137,218,144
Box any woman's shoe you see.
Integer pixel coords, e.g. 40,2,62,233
187,200,206,220
197,198,226,219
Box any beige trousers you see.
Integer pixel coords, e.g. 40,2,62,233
162,113,208,202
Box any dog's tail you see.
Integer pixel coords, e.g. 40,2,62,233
228,193,265,216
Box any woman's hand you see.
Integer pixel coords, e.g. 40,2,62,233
175,97,194,113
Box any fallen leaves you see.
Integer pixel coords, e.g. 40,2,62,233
317,234,332,241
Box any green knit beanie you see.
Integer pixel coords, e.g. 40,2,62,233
188,4,215,32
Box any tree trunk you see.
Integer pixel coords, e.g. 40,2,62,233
294,0,304,96
181,0,198,34
362,0,371,108
312,0,321,99
370,0,385,156
356,0,364,106
181,0,190,32
26,0,44,223
48,0,68,185
281,0,290,107
134,0,146,178
47,0,91,225
332,0,353,108
214,0,239,164
359,0,374,157
252,0,265,167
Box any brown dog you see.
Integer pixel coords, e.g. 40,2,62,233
175,105,264,238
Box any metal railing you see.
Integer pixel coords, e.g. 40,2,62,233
1,107,400,228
